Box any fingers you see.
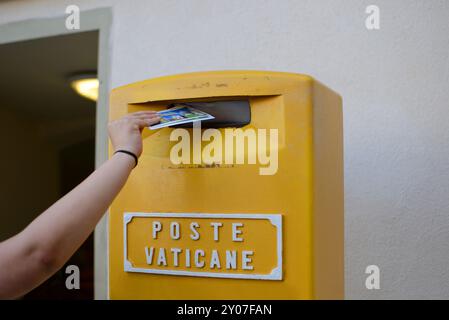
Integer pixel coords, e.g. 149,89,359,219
127,111,158,119
126,111,159,124
112,111,160,130
143,117,161,126
133,117,160,129
130,110,157,115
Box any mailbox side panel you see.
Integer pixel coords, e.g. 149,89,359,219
312,81,344,299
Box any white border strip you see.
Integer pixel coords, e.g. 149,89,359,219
123,212,283,280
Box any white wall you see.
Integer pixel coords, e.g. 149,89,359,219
1,0,448,299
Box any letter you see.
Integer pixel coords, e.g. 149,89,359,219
170,222,180,240
185,249,191,268
264,305,271,314
224,128,257,165
65,265,80,290
170,128,191,164
242,250,254,270
210,222,223,241
210,250,221,269
202,129,223,165
258,129,278,175
365,5,380,30
65,5,80,30
152,221,162,239
145,246,155,264
190,222,200,240
194,307,206,315
204,307,211,318
232,223,244,242
171,248,182,267
225,250,237,269
194,249,205,268
224,128,235,164
233,128,257,164
157,248,167,266
192,121,202,164
365,265,380,289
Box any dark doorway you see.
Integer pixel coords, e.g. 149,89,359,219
0,31,98,299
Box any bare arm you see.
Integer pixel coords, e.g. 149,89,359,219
0,111,160,299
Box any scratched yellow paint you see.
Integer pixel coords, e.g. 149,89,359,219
108,71,344,299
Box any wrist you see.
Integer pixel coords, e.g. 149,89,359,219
112,145,140,158
113,151,137,169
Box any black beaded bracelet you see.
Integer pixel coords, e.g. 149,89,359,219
114,150,138,168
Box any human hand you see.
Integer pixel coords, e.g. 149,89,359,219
108,111,160,157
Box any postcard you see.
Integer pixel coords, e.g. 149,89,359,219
149,104,215,130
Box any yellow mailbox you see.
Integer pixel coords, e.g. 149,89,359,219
108,70,343,299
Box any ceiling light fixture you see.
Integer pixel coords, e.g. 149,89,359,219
70,74,99,101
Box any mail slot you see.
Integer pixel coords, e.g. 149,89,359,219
108,70,344,299
170,100,251,128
